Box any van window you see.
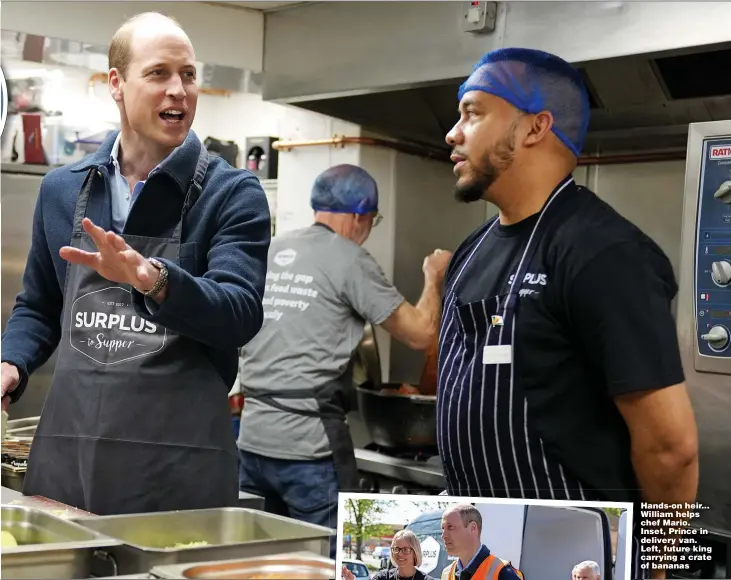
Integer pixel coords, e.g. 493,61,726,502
408,517,442,537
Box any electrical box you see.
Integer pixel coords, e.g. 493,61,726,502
461,1,497,33
244,136,279,180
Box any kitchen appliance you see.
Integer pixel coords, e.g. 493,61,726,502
72,507,333,576
21,114,45,165
355,386,437,449
203,136,239,167
351,326,446,494
355,444,445,494
1,440,31,492
0,505,122,580
244,136,278,180
675,120,731,578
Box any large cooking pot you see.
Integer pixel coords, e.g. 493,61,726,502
355,384,437,450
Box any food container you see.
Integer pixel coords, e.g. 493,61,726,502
151,552,336,579
0,505,122,580
73,507,334,576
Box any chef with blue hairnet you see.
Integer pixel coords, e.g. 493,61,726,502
236,164,451,558
437,48,698,580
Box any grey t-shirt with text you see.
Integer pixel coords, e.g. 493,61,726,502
236,224,404,460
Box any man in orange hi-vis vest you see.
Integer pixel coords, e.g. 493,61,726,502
440,504,525,580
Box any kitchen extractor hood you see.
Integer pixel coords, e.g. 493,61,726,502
261,2,731,158
274,43,731,157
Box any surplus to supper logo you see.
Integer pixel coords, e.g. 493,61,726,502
0,65,8,137
70,287,167,365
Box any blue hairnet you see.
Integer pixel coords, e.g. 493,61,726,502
311,164,379,214
458,47,590,157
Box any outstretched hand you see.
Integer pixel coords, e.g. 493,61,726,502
59,218,159,293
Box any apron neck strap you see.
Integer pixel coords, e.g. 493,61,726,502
172,144,210,241
504,176,574,301
72,143,210,239
72,168,99,234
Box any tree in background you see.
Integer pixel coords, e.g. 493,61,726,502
344,499,396,561
411,500,454,512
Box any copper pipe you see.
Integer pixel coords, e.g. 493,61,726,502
89,72,108,90
273,135,689,166
578,150,687,166
272,135,450,161
199,88,232,97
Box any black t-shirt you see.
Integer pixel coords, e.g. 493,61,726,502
371,568,435,580
436,176,684,502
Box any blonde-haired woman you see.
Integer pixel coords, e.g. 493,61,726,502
343,530,436,580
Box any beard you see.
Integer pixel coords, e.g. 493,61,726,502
453,125,518,203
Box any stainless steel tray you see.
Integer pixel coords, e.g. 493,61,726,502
151,551,336,579
73,507,334,575
5,416,40,431
1,466,25,492
5,417,39,442
0,504,122,580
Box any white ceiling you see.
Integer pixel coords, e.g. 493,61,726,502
205,1,308,11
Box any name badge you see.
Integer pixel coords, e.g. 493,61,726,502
490,315,504,327
482,345,512,365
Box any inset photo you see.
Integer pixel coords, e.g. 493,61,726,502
337,493,633,580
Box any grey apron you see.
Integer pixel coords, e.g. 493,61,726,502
22,146,239,514
241,377,360,492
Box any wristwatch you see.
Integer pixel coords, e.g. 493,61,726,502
144,258,169,298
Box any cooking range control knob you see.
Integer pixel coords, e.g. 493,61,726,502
701,325,730,351
711,261,731,287
714,181,731,204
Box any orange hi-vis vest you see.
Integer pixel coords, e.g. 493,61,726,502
440,554,526,580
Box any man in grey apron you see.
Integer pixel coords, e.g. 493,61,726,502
0,13,270,514
236,164,451,558
437,47,697,580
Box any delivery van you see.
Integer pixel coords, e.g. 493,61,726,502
385,503,628,580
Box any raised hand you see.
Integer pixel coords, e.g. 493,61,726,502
59,218,159,293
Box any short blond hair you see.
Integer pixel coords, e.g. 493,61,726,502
391,530,423,567
108,12,183,79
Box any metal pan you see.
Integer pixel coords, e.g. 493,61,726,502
72,507,333,576
355,384,437,450
151,552,335,579
354,323,382,389
1,505,122,580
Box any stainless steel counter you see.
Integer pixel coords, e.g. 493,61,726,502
1,486,24,502
354,447,446,489
2,487,263,513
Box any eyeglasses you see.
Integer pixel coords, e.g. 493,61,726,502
391,546,414,555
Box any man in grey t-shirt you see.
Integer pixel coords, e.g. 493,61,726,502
237,164,450,558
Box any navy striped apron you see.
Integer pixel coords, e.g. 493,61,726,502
436,178,587,499
436,176,648,579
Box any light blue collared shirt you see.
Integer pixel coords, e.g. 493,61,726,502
107,133,150,234
456,545,484,573
106,133,175,310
